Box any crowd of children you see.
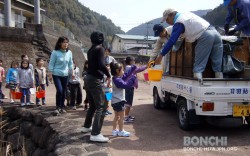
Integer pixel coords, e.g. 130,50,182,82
0,49,147,139
2,55,49,106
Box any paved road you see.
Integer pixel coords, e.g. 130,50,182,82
104,82,250,156
2,81,250,156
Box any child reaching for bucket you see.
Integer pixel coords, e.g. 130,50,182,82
124,56,147,122
110,62,137,137
18,60,34,106
34,58,49,105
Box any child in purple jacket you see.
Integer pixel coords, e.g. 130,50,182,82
110,62,137,137
124,56,147,122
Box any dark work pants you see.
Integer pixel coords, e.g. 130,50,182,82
52,75,68,108
69,83,82,106
83,74,107,135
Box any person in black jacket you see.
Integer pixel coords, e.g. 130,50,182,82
80,31,111,143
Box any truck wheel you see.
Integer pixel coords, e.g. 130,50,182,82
153,87,162,109
177,99,192,130
245,116,250,126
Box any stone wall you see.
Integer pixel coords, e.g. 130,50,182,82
0,27,32,43
0,25,86,75
0,42,37,70
1,106,58,156
1,105,109,156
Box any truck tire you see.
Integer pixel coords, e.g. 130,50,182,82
245,116,250,126
177,99,192,130
153,87,163,109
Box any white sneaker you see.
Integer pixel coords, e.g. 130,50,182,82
80,127,92,133
118,130,130,137
10,99,14,104
112,129,118,136
90,134,109,142
26,102,31,106
21,103,25,107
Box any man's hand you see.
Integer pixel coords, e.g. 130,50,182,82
224,24,229,34
154,54,163,65
227,29,236,36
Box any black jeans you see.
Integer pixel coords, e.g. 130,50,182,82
69,83,82,106
52,75,68,108
83,74,107,135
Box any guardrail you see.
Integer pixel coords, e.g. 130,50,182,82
41,15,75,40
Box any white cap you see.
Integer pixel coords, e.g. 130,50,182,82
161,8,176,23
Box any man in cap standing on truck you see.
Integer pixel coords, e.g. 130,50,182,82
155,8,223,79
223,0,250,37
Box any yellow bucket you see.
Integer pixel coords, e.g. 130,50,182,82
147,61,163,81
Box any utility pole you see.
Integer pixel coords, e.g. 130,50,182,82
145,22,153,55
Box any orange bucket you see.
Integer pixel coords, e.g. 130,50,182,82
147,61,163,81
36,86,45,98
143,72,149,81
11,91,22,99
36,90,45,99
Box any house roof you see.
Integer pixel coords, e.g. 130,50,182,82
125,43,148,50
16,0,46,12
114,34,158,41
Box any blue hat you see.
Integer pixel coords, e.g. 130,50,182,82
153,24,164,37
223,0,231,6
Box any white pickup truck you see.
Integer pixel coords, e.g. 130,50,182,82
151,37,250,130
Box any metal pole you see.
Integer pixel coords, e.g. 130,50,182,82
34,0,41,24
146,22,152,55
4,0,11,27
20,10,23,28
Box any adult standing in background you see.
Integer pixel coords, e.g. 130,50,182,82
223,0,250,36
80,31,111,143
155,8,223,79
104,48,117,64
48,36,74,114
21,54,34,72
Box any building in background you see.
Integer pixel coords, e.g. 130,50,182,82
0,0,45,28
111,34,158,55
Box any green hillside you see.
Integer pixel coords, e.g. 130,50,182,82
202,4,229,26
23,0,124,47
